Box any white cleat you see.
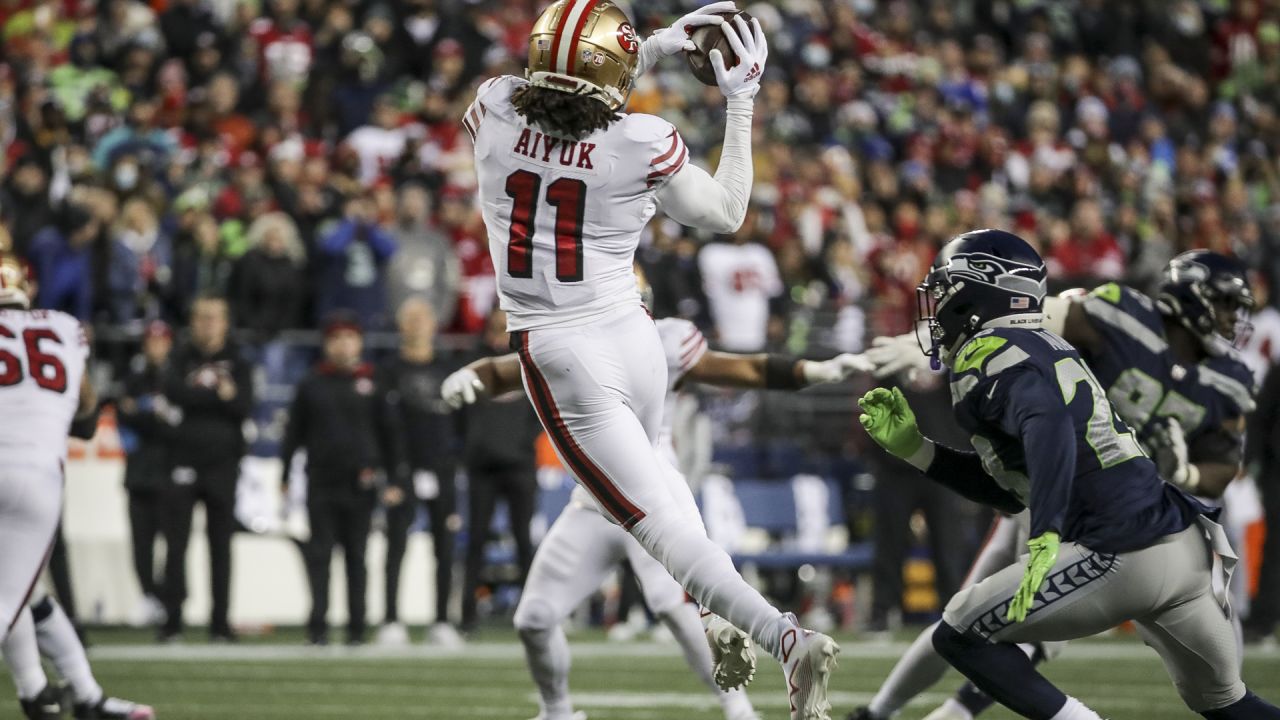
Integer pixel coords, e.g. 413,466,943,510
376,621,409,647
779,613,840,720
705,615,758,691
426,622,466,649
922,699,974,720
529,712,587,720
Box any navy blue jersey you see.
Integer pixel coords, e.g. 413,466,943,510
945,326,1197,553
1078,283,1255,459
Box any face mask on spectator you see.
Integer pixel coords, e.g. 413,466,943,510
115,163,140,191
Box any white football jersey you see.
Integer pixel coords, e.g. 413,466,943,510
697,241,783,352
465,75,688,331
569,317,706,510
0,309,88,470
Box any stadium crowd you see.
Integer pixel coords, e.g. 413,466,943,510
2,0,1280,638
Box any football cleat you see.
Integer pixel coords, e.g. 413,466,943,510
426,622,465,649
20,684,64,720
376,621,409,647
529,712,587,720
705,615,757,691
779,613,840,720
74,696,156,720
921,699,974,720
844,708,880,720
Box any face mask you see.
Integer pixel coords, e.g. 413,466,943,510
115,163,139,190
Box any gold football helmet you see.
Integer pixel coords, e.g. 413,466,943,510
527,0,640,110
0,254,32,309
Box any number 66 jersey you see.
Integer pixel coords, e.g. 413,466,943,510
466,75,688,331
0,308,89,470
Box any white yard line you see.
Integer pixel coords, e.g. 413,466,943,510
87,639,1280,663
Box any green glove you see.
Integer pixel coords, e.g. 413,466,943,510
857,387,924,459
1007,531,1060,622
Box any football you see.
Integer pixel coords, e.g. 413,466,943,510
684,10,754,87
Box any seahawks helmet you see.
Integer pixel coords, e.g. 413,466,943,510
918,229,1047,365
1156,250,1254,356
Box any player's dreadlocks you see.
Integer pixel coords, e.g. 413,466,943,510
512,85,619,141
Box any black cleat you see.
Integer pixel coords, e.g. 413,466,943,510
20,684,65,720
845,708,879,720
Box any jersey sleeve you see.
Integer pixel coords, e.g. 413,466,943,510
647,128,688,188
462,76,512,143
656,318,707,386
1079,283,1167,354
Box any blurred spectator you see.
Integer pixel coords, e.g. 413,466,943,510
116,320,177,626
160,296,252,642
29,204,99,320
1045,198,1126,285
1,155,55,255
233,212,305,341
314,195,397,329
92,97,176,172
380,298,463,647
169,212,233,323
459,309,541,631
385,184,459,326
280,313,404,646
438,185,493,335
345,94,407,186
697,216,783,352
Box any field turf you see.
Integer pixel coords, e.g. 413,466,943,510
4,627,1277,719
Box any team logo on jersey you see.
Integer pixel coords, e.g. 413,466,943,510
617,22,639,54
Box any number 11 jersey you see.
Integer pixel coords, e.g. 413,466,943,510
466,75,688,331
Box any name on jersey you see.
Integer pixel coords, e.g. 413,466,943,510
512,129,596,170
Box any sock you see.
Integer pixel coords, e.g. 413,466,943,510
868,620,953,717
516,624,573,718
32,596,102,705
630,512,785,659
932,623,1068,720
1050,696,1101,720
956,642,1044,715
720,688,756,719
1201,691,1280,719
935,699,974,720
661,604,722,693
2,608,47,700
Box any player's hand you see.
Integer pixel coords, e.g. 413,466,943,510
710,15,767,99
1145,416,1199,491
802,353,874,385
442,367,485,410
857,387,924,460
865,333,931,379
637,1,738,76
1008,531,1060,622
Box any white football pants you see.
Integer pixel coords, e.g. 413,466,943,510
0,463,62,643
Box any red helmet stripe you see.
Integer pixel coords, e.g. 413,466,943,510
563,0,601,75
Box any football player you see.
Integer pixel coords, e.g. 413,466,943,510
442,271,870,720
857,229,1279,720
464,2,838,717
849,249,1257,720
0,253,153,719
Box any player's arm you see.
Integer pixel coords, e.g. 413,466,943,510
685,351,871,389
1042,293,1104,357
442,355,524,409
68,374,100,439
1173,418,1245,499
654,17,766,234
857,387,1026,514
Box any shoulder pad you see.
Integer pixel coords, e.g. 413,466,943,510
952,329,1035,377
1081,283,1166,353
1200,355,1257,414
619,112,678,144
469,75,522,124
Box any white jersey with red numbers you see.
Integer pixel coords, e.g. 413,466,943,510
0,309,88,470
465,75,689,331
568,317,706,510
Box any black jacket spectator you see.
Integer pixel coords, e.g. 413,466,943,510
165,339,253,476
280,361,405,497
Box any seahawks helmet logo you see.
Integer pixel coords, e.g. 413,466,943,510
945,252,1046,299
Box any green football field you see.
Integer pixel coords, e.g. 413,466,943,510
4,628,1278,719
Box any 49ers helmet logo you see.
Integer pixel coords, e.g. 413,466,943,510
617,22,638,54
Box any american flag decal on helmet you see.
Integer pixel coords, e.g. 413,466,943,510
1010,296,1030,310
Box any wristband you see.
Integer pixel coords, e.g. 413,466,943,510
764,355,804,390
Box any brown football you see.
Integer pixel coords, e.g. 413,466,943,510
684,10,754,87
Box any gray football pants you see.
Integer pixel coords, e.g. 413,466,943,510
942,520,1245,712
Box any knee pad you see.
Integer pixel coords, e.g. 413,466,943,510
513,597,558,634
29,594,55,624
